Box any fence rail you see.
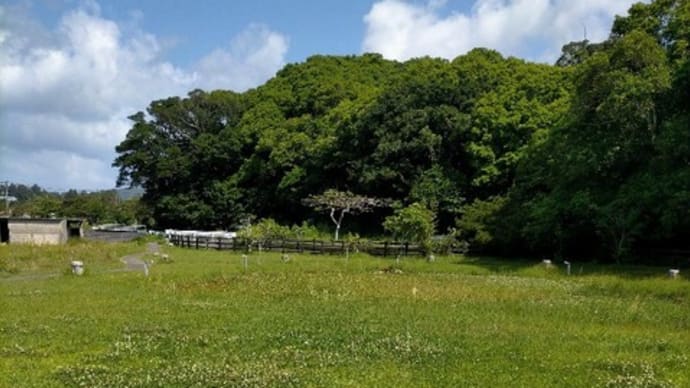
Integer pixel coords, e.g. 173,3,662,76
168,235,464,257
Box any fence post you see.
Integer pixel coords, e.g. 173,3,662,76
404,242,409,256
195,237,199,249
384,241,388,257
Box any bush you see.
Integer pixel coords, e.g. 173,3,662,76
238,219,331,250
456,196,507,251
237,219,291,250
290,222,329,240
383,203,436,255
430,229,468,255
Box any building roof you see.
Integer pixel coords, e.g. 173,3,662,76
1,217,85,224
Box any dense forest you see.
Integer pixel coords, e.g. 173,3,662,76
113,0,689,262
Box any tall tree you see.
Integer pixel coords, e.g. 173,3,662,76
113,90,247,229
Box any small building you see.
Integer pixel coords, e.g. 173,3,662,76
0,218,84,245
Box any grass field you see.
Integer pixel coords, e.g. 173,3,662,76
2,241,689,387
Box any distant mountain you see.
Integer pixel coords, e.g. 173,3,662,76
116,187,144,200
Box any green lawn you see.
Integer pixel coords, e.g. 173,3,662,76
1,241,689,387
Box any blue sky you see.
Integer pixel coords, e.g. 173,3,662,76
0,0,639,191
30,0,381,66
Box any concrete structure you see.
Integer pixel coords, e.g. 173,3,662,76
85,230,144,243
85,223,147,242
0,218,84,245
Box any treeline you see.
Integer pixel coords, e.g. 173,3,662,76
4,184,147,225
114,49,570,229
114,0,690,262
2,183,48,202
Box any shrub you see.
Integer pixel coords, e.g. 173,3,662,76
383,203,436,255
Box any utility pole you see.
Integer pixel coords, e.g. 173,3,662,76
2,181,8,215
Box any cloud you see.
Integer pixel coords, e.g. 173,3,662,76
0,3,288,191
194,24,289,92
362,0,638,62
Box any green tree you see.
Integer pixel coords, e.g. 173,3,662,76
237,218,292,251
114,90,247,229
303,189,386,240
383,202,436,256
492,0,689,261
456,196,507,251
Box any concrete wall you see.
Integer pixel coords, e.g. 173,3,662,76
8,219,68,245
85,230,143,243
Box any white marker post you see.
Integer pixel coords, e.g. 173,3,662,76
70,261,84,276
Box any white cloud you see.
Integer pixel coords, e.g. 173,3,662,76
194,24,289,92
0,146,117,191
363,0,639,62
0,3,288,191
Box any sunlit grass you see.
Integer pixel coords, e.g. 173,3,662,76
2,242,689,386
0,240,143,277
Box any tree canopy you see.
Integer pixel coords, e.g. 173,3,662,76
303,189,387,240
114,0,690,263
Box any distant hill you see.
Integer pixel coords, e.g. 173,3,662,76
116,187,144,200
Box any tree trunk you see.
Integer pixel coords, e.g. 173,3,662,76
330,208,346,241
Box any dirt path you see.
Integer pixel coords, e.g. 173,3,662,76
120,242,160,273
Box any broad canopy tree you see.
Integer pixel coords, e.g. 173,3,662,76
303,189,387,241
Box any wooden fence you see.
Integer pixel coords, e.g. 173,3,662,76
168,235,458,257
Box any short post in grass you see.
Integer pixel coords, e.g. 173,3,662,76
70,260,84,276
564,260,571,275
397,242,407,264
242,254,248,271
